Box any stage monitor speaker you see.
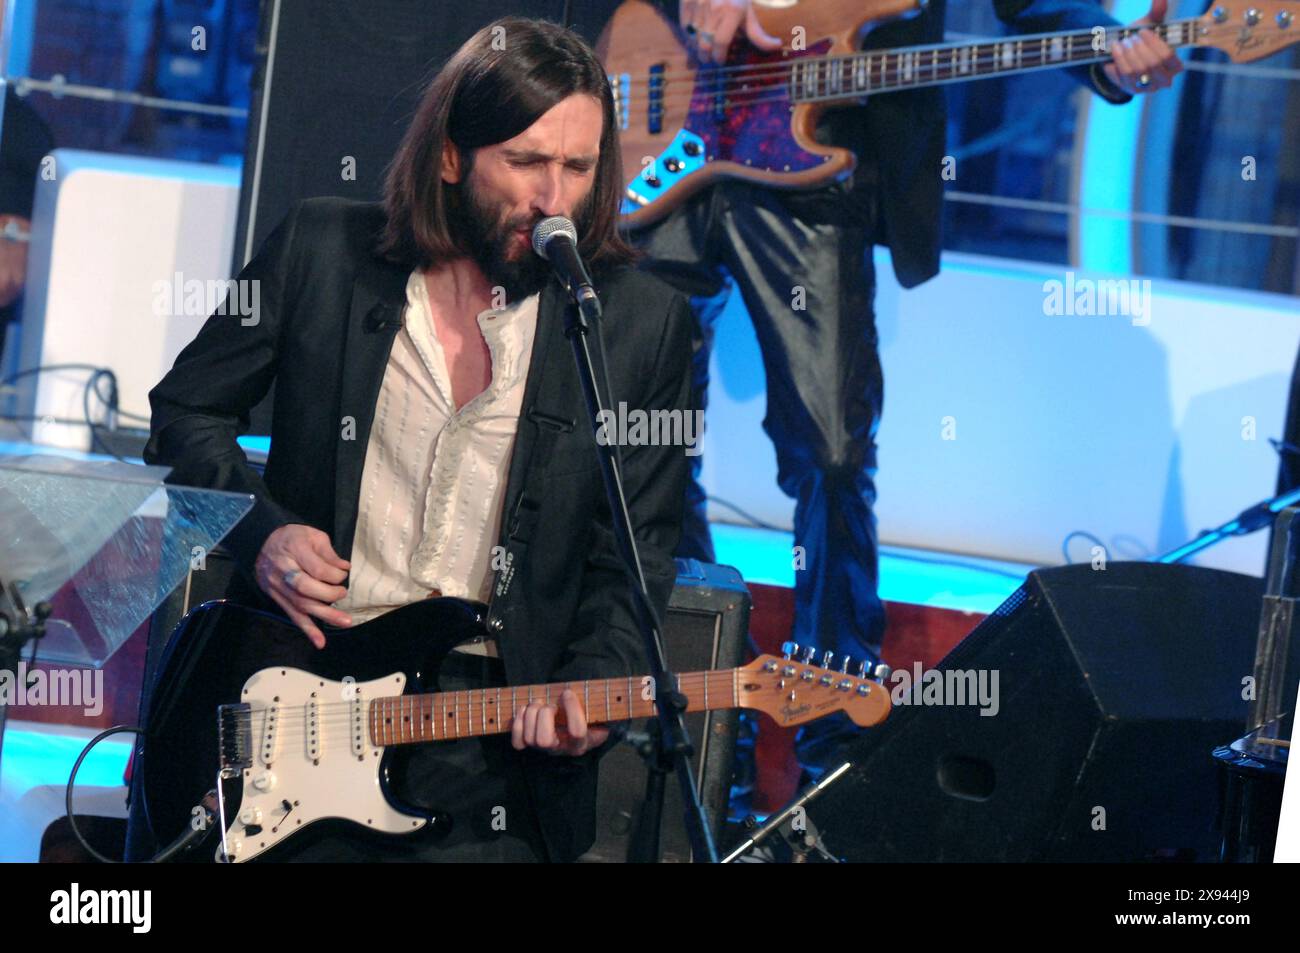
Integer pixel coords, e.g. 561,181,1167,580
579,559,751,863
811,562,1262,862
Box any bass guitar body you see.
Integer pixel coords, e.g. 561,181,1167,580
599,0,923,229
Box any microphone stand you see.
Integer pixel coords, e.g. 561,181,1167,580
558,279,718,863
1158,485,1300,563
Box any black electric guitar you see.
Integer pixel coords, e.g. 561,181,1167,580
138,598,891,862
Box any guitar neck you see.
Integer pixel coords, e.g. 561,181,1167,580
369,670,734,747
792,19,1202,104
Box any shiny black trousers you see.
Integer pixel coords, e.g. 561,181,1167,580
629,181,887,660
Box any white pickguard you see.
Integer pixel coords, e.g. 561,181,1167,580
216,668,426,862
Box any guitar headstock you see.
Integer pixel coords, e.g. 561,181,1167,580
737,644,893,730
1196,0,1300,62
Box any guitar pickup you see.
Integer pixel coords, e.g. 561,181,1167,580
648,63,665,135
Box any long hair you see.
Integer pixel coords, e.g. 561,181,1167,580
380,17,637,271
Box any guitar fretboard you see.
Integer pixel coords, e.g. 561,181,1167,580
368,670,738,746
787,20,1202,102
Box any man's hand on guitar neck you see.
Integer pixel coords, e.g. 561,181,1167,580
511,689,611,757
255,523,354,649
681,0,782,64
1101,0,1183,95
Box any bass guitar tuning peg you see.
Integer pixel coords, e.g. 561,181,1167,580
783,642,797,660
801,645,815,664
822,650,834,669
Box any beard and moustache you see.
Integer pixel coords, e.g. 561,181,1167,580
444,167,596,305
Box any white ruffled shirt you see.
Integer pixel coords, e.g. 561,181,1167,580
333,270,539,624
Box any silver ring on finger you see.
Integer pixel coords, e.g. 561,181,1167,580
283,568,301,589
699,31,714,44
1136,72,1151,88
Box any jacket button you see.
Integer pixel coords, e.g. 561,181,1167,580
489,617,504,634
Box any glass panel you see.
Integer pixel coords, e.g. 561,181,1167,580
0,454,252,665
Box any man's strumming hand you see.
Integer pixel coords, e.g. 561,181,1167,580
255,523,353,649
510,688,611,757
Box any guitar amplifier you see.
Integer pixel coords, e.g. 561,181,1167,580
579,558,751,863
136,550,751,864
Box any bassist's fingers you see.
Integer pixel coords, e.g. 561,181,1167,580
745,4,783,51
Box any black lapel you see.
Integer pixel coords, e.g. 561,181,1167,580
332,253,409,561
497,275,569,551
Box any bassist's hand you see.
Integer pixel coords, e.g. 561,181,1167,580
255,524,353,649
1103,0,1182,94
681,0,783,64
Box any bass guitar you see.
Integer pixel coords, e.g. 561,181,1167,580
598,0,1300,227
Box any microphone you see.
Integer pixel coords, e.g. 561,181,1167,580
530,216,600,317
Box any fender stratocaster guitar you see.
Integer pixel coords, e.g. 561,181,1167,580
599,0,1300,228
138,598,891,863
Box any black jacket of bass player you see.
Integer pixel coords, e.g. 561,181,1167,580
142,196,694,862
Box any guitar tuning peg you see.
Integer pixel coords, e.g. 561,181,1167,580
840,655,851,674
873,662,892,683
801,645,815,664
822,650,834,669
857,659,869,678
783,642,797,660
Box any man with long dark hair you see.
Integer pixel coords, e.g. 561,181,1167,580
143,18,693,862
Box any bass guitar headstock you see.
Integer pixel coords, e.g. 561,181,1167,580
1197,0,1300,61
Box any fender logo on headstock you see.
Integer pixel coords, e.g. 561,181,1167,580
1236,28,1264,52
780,702,812,721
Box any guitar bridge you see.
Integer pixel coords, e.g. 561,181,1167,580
217,702,253,774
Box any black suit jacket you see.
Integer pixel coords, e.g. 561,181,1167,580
144,197,694,861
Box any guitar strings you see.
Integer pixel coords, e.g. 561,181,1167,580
618,35,1218,112
212,668,877,754
608,19,1212,89
604,25,1230,129
218,669,762,723
605,19,1237,100
217,667,863,729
